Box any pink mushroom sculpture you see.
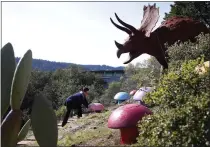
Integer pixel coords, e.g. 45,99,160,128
108,104,152,144
129,90,137,96
133,87,153,104
88,103,104,113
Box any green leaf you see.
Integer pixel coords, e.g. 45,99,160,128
31,93,58,147
17,119,31,142
1,43,16,117
10,49,32,110
1,110,22,147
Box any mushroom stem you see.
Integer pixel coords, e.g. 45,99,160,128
120,127,139,144
118,100,125,105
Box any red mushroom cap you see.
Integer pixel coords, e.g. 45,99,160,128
108,104,152,129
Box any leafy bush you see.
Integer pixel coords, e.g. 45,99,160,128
166,33,210,68
135,58,210,147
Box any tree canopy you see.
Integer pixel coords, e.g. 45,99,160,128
164,2,210,27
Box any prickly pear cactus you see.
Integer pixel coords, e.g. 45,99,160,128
1,43,32,147
1,42,58,147
31,93,58,147
17,119,31,142
1,43,16,119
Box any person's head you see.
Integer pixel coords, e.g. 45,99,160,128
82,87,89,97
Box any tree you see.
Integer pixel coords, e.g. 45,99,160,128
51,65,106,107
131,57,162,87
120,63,138,92
99,82,122,106
164,2,210,27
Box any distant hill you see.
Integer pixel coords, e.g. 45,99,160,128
15,58,125,71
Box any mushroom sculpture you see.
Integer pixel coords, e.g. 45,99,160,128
129,90,137,96
114,92,130,104
88,103,104,113
108,104,152,144
133,87,153,104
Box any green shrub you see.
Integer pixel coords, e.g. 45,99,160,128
166,33,210,69
55,106,67,120
135,58,210,147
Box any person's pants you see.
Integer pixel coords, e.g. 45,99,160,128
62,103,83,127
77,107,82,118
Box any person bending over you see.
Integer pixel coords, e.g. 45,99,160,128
62,87,89,127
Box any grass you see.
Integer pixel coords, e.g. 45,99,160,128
57,109,119,146
58,127,112,146
20,105,135,146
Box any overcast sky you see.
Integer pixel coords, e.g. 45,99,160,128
2,2,173,67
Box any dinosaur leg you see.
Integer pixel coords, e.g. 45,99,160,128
155,56,168,70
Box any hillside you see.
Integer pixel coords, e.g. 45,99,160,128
15,58,125,71
17,103,136,147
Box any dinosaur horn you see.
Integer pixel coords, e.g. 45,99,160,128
123,53,134,64
110,18,132,35
115,41,123,50
123,52,140,64
117,48,123,59
114,13,138,34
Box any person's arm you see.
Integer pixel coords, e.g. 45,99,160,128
83,97,89,108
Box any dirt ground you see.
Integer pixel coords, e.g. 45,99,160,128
17,105,125,147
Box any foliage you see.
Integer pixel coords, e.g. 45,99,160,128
99,56,162,106
18,62,106,125
1,43,58,146
55,106,67,120
19,70,54,125
134,33,210,146
51,65,106,107
166,33,210,69
164,2,210,27
120,64,138,92
131,57,162,88
21,70,52,108
135,57,210,146
99,82,122,106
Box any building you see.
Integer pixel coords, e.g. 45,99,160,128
89,69,125,86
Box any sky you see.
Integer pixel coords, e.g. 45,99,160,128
2,1,174,67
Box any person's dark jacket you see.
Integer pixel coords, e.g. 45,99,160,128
65,92,89,109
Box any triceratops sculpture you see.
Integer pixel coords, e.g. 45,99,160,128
110,3,210,69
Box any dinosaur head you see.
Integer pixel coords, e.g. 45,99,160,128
110,3,160,64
